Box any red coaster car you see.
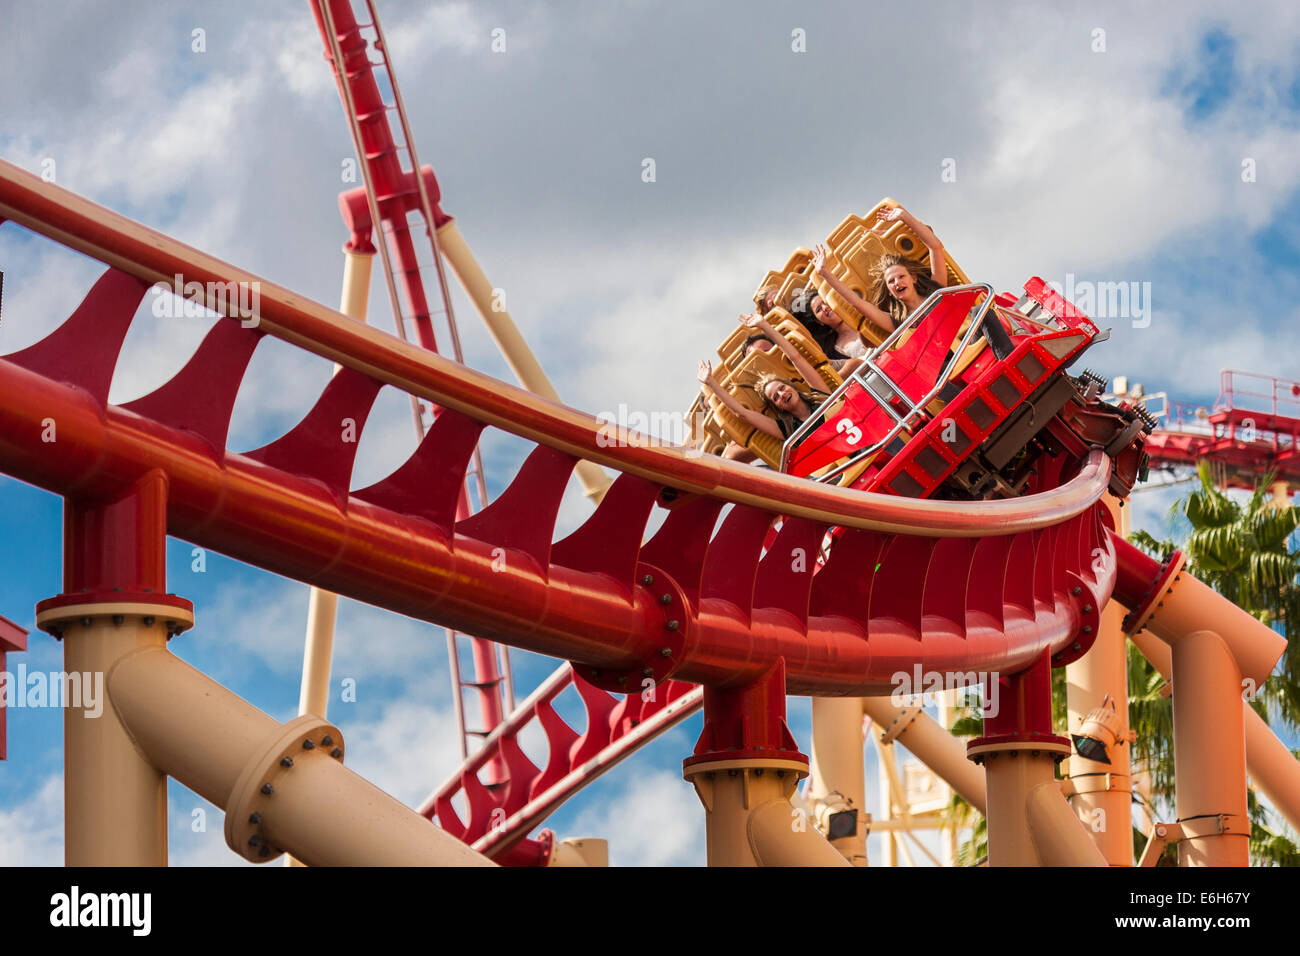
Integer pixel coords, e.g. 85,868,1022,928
781,279,1151,499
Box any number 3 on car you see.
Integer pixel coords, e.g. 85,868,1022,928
836,418,862,445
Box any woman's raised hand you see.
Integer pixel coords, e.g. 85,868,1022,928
697,359,713,384
872,205,904,235
811,243,829,273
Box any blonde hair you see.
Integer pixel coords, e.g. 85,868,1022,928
754,373,823,437
756,373,820,411
754,285,780,314
872,254,944,327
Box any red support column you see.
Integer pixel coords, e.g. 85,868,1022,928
61,468,169,594
0,614,29,760
977,650,1059,744
686,658,804,768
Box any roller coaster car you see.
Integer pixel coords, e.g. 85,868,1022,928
780,278,1152,500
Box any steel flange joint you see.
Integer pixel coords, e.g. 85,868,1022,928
224,715,346,864
573,561,689,694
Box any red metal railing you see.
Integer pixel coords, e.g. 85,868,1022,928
0,615,28,761
1216,369,1300,423
1142,370,1300,490
417,664,702,856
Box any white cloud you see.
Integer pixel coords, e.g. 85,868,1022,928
0,774,63,865
169,572,455,699
1125,484,1187,542
567,769,704,866
333,696,465,810
276,22,337,101
386,2,496,62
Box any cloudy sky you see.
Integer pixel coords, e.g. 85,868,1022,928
1,0,1298,866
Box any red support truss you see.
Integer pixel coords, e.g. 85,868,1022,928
1144,370,1300,490
0,615,29,761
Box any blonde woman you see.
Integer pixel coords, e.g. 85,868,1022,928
697,314,832,441
811,203,949,333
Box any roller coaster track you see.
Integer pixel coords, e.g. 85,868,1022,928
0,160,1122,862
310,0,515,766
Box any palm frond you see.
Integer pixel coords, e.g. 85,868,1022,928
1129,528,1177,561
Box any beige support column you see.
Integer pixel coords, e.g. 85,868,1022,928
299,246,372,723
1132,629,1300,834
299,247,372,721
1123,556,1284,865
967,650,1104,867
808,697,868,865
685,759,850,867
436,220,610,502
974,744,1057,866
1065,496,1134,865
873,735,918,866
971,739,1106,866
877,736,896,866
937,690,958,866
338,247,373,328
37,603,192,866
289,247,374,866
1132,769,1158,835
1025,781,1111,866
108,646,494,866
1170,629,1250,866
862,696,987,813
298,589,338,720
1243,705,1300,833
